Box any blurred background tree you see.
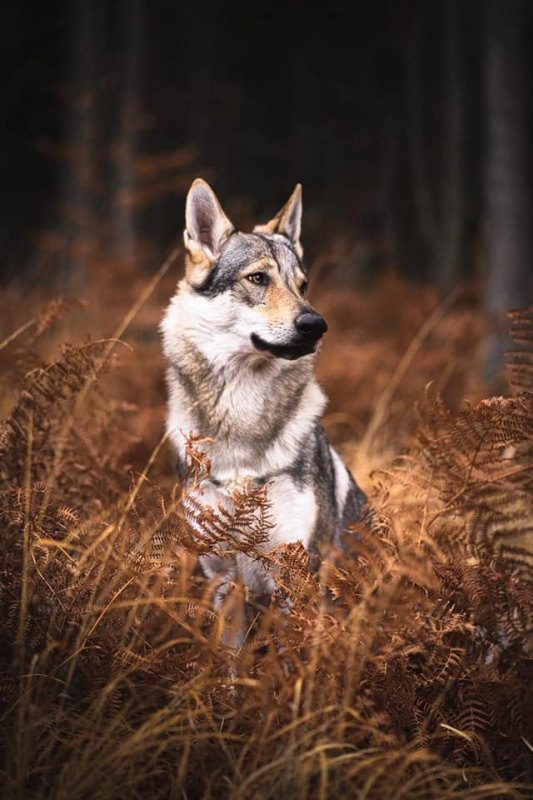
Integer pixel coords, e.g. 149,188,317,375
483,0,531,378
0,0,531,379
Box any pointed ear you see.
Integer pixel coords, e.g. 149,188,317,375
254,184,303,257
183,179,235,287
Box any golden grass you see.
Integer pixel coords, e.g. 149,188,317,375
0,263,532,798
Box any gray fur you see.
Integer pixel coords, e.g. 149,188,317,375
197,231,303,297
160,179,367,647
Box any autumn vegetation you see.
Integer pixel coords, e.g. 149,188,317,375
0,246,532,799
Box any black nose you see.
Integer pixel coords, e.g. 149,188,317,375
294,310,328,341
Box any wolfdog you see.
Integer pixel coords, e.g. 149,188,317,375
161,179,366,645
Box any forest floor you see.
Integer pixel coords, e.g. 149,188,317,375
0,251,532,799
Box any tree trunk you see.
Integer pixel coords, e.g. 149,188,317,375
114,0,142,266
184,3,218,180
406,1,465,290
483,0,532,381
59,0,97,290
437,0,464,292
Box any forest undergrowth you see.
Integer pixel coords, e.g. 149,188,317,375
0,261,532,799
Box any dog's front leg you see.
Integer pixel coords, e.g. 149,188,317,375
200,554,249,652
212,579,249,652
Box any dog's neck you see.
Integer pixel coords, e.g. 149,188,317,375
164,341,326,480
174,331,321,419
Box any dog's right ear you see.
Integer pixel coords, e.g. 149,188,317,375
183,179,235,287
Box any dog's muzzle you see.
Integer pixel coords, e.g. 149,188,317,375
251,310,328,360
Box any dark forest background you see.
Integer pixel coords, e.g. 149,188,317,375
1,0,532,376
2,7,533,795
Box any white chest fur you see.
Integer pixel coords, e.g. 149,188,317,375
185,472,317,598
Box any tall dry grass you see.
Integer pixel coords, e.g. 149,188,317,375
0,263,532,799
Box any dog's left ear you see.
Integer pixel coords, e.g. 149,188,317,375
183,179,235,287
254,184,303,258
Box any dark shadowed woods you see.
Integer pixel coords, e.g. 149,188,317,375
1,1,533,798
2,1,532,351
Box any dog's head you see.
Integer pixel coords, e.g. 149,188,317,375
180,179,327,361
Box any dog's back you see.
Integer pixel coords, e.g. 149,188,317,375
161,179,366,643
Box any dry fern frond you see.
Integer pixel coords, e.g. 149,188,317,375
182,479,275,560
2,301,533,797
507,307,533,391
0,297,81,354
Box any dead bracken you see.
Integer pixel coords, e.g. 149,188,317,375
0,284,532,799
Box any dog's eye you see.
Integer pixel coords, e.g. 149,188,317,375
300,281,308,295
247,272,268,286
